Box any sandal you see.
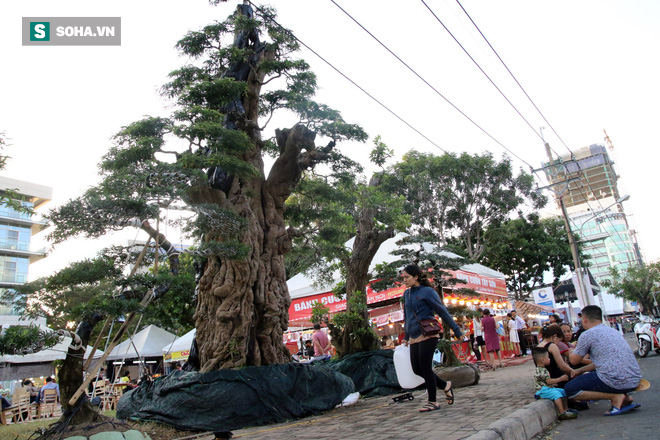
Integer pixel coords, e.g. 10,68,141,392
419,401,441,412
444,383,455,405
604,403,640,416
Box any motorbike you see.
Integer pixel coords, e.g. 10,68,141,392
633,316,660,358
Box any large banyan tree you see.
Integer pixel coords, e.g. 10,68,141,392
48,4,366,372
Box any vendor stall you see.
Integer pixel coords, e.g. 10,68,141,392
285,233,509,362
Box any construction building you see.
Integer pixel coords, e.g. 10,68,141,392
544,143,640,315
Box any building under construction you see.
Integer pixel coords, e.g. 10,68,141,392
544,143,641,314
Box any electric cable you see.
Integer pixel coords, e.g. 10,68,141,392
448,0,635,259
246,0,448,154
453,0,570,160
419,0,546,144
327,0,534,169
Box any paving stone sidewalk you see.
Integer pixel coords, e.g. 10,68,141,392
192,357,536,440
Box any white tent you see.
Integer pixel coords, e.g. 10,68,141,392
162,328,195,363
288,232,506,299
0,328,105,382
107,325,176,361
0,338,104,364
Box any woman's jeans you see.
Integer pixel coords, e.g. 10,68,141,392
410,337,446,402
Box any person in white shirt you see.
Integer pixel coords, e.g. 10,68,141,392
511,310,529,356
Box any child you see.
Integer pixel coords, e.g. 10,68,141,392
532,346,577,420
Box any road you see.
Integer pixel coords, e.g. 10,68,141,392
534,334,658,440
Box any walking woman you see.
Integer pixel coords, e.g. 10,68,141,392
482,309,504,369
401,264,463,412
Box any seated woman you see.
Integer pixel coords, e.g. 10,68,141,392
536,324,573,388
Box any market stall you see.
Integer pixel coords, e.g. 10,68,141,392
285,233,509,359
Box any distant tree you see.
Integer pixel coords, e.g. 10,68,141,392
388,151,546,259
285,137,409,356
601,261,660,315
480,214,578,300
0,132,34,216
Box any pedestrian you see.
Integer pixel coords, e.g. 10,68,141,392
311,323,332,360
549,314,563,325
39,376,60,402
565,305,642,416
507,312,520,355
574,313,586,341
472,310,487,362
22,379,40,403
532,346,578,420
468,316,481,361
481,309,504,370
401,264,463,412
511,310,529,356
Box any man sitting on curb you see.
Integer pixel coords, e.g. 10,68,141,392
565,305,641,416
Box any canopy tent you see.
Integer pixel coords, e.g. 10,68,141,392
0,327,104,382
162,328,195,363
0,324,104,364
288,232,506,300
107,325,176,361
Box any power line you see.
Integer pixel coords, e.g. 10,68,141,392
245,0,448,154
419,0,545,144
450,0,634,259
453,0,571,160
327,0,534,169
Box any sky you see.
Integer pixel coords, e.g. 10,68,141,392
1,0,659,280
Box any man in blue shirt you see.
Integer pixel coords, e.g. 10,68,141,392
39,376,60,402
566,306,641,416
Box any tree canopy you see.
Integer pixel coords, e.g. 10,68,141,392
480,213,577,300
601,261,660,315
387,150,546,260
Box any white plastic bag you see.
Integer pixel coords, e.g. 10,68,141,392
432,349,443,364
393,345,424,389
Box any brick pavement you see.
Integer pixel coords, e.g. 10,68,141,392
191,357,536,440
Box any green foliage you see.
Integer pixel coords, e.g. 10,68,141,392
480,214,579,300
386,151,547,260
45,5,366,269
310,301,330,325
284,137,408,281
0,132,35,216
5,247,196,336
327,293,377,342
370,234,477,296
601,261,660,315
0,325,61,356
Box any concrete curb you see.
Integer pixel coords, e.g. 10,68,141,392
463,399,556,440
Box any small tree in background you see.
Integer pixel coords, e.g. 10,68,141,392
371,235,478,366
601,261,660,315
480,213,579,300
285,137,408,357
